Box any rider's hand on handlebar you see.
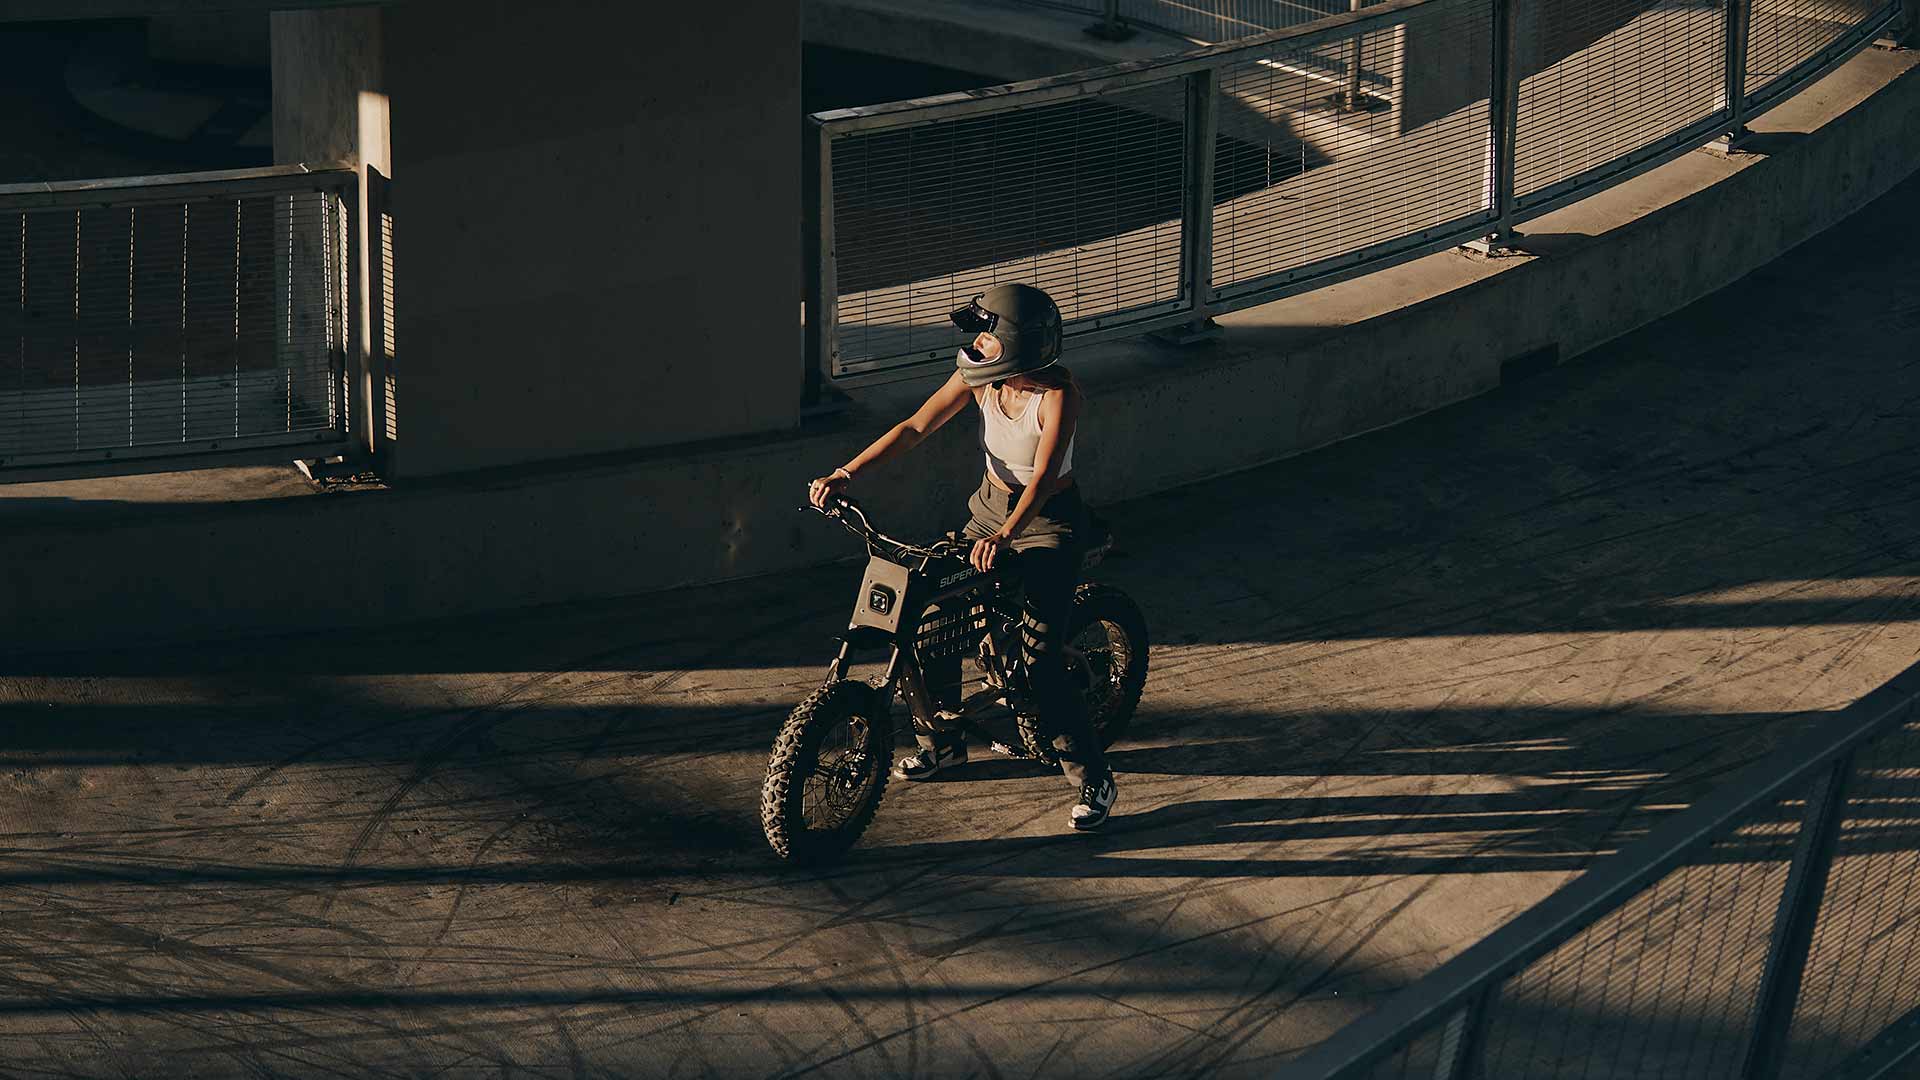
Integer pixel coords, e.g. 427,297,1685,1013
808,467,851,510
970,532,1012,572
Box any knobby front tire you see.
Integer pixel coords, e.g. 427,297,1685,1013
760,679,893,863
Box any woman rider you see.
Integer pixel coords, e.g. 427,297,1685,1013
806,283,1118,832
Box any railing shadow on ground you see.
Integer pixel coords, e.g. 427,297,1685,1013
1283,679,1920,1078
0,58,1917,1080
0,689,1915,1078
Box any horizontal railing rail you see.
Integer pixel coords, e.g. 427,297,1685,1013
0,163,360,481
804,0,1902,390
1282,660,1920,1078
1042,0,1394,45
810,0,1431,130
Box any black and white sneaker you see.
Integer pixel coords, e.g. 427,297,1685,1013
1070,775,1118,831
892,743,967,781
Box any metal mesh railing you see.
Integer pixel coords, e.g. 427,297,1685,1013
1285,666,1920,1079
1512,0,1730,207
1470,793,1806,1078
808,0,1900,388
1128,0,1394,41
0,166,357,475
1779,720,1920,1079
1210,0,1495,299
1745,0,1896,108
825,76,1191,377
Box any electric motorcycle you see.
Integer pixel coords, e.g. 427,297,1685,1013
759,495,1148,862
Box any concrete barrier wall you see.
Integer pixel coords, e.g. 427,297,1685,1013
382,0,803,476
3,50,1917,655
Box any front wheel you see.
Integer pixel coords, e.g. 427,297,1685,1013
1018,583,1149,766
761,679,893,863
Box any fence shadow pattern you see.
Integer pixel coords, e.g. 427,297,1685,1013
807,0,1901,383
1288,669,1920,1079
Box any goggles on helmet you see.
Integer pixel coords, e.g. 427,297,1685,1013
949,295,1000,334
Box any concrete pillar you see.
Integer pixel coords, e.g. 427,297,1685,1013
381,0,803,477
271,7,391,463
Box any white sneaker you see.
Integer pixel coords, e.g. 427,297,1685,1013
892,742,967,781
1070,775,1118,831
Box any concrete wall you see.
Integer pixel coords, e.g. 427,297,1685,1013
149,15,271,68
272,7,390,461
0,0,376,21
380,0,802,477
804,0,1161,82
0,46,1916,655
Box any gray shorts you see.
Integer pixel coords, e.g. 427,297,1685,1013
962,473,1088,552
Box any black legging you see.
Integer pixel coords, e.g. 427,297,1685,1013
920,546,1110,790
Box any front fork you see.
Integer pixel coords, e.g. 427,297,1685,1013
822,637,919,744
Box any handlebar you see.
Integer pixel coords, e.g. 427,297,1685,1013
805,495,967,562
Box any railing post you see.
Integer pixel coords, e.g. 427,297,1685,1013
1432,986,1495,1080
801,120,837,412
1347,0,1364,101
1159,66,1218,343
364,167,393,464
339,179,369,459
1085,0,1137,42
1467,0,1521,252
1715,0,1755,150
1874,0,1913,49
1335,0,1383,112
1739,751,1857,1080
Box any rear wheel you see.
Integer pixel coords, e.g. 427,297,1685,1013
1017,584,1149,766
760,680,893,863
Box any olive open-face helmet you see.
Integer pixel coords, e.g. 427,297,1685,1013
950,283,1063,387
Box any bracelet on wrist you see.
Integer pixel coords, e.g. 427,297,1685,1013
832,467,852,481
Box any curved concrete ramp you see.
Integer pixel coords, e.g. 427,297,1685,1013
3,152,1919,1074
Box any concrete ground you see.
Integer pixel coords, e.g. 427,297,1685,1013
2,164,1918,1075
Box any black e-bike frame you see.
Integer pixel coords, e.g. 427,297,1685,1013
815,498,1025,737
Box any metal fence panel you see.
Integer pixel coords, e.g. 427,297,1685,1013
1282,674,1920,1080
1474,785,1809,1079
813,0,1903,391
1744,0,1896,108
1348,1020,1453,1079
825,77,1191,379
1123,0,1392,41
1209,0,1496,301
0,179,351,471
1779,721,1920,1079
1512,0,1730,209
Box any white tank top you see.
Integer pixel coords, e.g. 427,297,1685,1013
978,386,1074,488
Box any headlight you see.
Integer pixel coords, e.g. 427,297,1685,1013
868,585,895,615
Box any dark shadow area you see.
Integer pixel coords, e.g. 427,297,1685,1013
0,20,258,184
1,47,1918,1080
0,707,1909,1078
0,695,1845,877
802,44,994,115
1728,129,1810,156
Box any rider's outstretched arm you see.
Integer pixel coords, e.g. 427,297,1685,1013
812,373,973,507
843,371,972,478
